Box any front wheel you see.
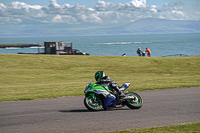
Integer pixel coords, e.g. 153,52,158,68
84,95,103,111
125,92,143,109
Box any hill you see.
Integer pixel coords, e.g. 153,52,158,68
1,18,200,36
115,18,200,34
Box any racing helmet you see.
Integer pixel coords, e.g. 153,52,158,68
95,71,105,82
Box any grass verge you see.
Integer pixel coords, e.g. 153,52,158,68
105,122,200,133
0,54,200,102
0,43,28,46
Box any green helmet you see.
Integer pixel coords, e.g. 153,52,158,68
95,71,105,82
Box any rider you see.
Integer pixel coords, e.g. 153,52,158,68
94,71,124,97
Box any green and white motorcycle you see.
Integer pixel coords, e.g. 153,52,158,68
84,80,143,111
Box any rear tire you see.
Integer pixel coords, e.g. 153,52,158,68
125,92,143,109
84,95,103,111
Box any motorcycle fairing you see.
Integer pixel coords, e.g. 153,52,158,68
88,89,110,97
104,95,117,108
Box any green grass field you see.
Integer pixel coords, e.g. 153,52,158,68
0,54,200,102
0,43,25,45
105,122,200,133
0,43,27,46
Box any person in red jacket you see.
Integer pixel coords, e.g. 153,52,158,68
145,48,151,57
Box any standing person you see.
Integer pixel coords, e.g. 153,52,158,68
145,48,151,57
137,47,142,56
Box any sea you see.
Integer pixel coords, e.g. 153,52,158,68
0,33,200,57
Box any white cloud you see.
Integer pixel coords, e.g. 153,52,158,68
95,1,115,11
50,0,60,8
149,5,157,13
0,0,198,26
52,15,77,24
172,10,184,16
129,0,146,8
0,17,21,24
52,15,63,23
9,1,42,11
0,3,6,9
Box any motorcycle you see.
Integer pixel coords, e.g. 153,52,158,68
84,80,143,111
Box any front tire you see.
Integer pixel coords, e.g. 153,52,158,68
125,92,143,109
84,95,103,111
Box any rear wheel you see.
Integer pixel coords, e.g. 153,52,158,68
125,92,143,109
84,95,103,111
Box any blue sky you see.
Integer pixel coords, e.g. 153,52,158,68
0,0,199,31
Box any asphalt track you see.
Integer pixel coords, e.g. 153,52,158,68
0,87,200,133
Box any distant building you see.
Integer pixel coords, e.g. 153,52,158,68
44,41,72,55
44,41,89,55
